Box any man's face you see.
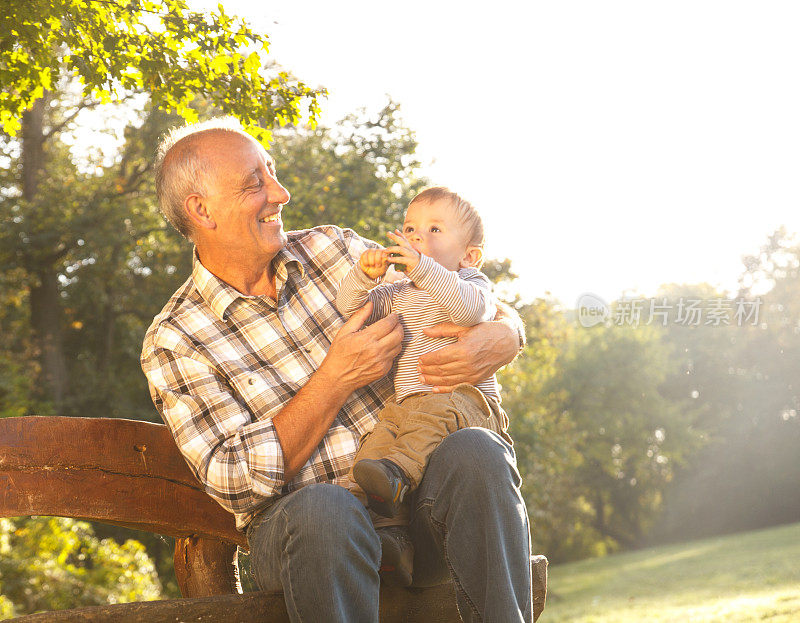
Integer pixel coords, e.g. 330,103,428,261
200,132,291,262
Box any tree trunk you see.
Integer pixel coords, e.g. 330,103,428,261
29,268,69,408
99,283,116,381
22,95,70,409
21,97,45,201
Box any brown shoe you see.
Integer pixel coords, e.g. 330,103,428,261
378,526,414,587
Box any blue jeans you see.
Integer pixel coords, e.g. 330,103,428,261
247,428,533,622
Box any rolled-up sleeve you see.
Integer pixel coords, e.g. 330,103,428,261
142,327,285,514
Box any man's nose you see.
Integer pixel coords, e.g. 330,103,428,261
268,177,291,205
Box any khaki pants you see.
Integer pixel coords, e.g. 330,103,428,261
348,384,510,525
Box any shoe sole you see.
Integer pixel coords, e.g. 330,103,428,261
352,461,404,518
378,532,413,587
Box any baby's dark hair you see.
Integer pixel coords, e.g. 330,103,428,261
409,186,485,250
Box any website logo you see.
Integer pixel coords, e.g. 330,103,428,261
576,293,610,328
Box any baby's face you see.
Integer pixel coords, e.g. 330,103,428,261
401,199,473,271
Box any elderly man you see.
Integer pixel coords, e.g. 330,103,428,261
141,118,533,622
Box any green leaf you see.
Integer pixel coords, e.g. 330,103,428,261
208,54,231,74
244,51,260,76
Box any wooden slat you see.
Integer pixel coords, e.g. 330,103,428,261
9,591,291,623
2,416,199,486
0,416,244,547
9,562,547,623
9,584,463,623
9,567,548,623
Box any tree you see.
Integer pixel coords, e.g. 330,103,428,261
655,282,745,437
0,266,46,418
496,298,585,561
271,101,428,240
543,320,703,558
0,94,188,416
2,0,324,408
654,233,800,542
0,516,161,616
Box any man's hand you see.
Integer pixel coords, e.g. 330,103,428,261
418,321,518,392
359,249,390,280
319,302,404,395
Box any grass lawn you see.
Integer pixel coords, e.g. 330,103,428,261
541,522,800,622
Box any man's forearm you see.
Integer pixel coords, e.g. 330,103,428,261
272,365,353,482
494,300,526,352
272,304,404,481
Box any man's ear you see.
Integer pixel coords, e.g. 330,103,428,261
459,246,484,269
185,194,217,231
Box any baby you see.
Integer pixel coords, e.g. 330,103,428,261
335,186,511,586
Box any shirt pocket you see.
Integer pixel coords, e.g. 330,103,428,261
227,367,297,422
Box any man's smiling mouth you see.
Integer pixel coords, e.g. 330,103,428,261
259,214,281,223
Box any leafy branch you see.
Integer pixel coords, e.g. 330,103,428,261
2,0,326,139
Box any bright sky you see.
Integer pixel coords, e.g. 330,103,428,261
200,0,800,306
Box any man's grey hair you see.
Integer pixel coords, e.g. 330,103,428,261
154,117,256,240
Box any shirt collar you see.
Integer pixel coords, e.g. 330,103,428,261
191,246,306,321
273,245,306,282
191,249,242,321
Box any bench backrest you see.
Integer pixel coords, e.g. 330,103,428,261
0,415,245,548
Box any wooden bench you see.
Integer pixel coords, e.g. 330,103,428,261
0,416,547,621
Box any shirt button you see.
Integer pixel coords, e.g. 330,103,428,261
248,378,255,385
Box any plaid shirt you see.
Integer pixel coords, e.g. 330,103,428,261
141,226,392,531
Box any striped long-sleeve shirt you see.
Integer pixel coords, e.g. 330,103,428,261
336,253,501,403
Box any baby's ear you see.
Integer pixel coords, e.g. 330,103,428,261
459,246,484,269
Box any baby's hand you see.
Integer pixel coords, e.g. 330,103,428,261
359,248,390,279
386,230,421,273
